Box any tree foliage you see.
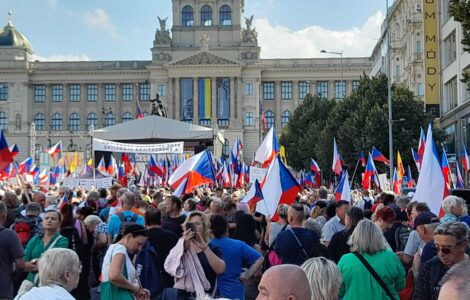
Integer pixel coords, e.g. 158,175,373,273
280,74,445,183
449,0,470,89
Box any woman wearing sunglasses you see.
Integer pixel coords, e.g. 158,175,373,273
413,222,469,300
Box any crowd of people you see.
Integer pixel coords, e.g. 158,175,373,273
0,182,469,300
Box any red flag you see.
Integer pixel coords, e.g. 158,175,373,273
0,130,13,172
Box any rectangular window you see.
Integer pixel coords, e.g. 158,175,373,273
396,65,401,78
416,83,424,96
245,83,253,96
416,40,422,54
444,31,457,67
69,84,81,102
444,77,458,112
0,83,8,101
157,84,166,97
52,85,63,102
442,0,451,24
316,81,328,99
281,82,292,100
35,85,46,102
87,84,98,102
263,82,275,100
105,84,116,102
352,80,360,91
122,84,133,102
334,81,346,99
299,81,310,100
139,83,150,101
245,112,254,126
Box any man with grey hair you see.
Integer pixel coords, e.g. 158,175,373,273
106,191,144,241
438,260,470,300
0,200,25,299
257,264,311,300
440,196,465,224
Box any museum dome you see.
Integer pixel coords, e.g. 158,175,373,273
0,18,32,52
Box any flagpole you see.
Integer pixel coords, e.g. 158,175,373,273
350,158,360,189
90,125,96,181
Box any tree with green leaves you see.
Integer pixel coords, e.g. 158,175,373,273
449,0,470,89
280,74,445,185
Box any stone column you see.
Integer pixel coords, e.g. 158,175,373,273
237,77,243,122
211,77,217,125
80,84,86,130
310,81,316,98
174,78,180,120
293,80,299,107
230,77,235,120
275,81,281,131
116,83,122,123
167,78,174,118
193,77,199,125
328,80,335,99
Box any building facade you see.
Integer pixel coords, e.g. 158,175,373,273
0,0,370,164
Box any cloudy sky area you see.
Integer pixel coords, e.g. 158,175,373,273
1,0,387,61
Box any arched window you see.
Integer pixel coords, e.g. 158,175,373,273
219,5,232,26
201,5,212,26
69,113,80,131
0,111,7,130
87,112,98,129
104,112,115,127
182,6,194,27
122,112,133,123
34,113,45,131
51,113,63,131
281,110,292,129
223,138,230,157
265,110,275,129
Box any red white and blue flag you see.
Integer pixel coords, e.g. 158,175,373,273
413,124,448,217
461,143,470,174
406,165,414,188
332,138,342,175
256,156,301,220
393,167,401,195
359,151,366,167
362,152,377,190
168,150,216,193
411,148,421,172
0,130,13,173
173,177,188,198
456,162,464,189
255,127,280,168
371,147,390,165
57,194,70,210
97,157,107,174
303,171,315,187
118,163,128,187
310,158,321,173
417,127,426,170
149,155,164,177
9,144,19,157
136,101,144,119
48,141,62,158
18,157,33,174
335,170,351,202
107,155,117,177
441,147,451,190
242,179,264,208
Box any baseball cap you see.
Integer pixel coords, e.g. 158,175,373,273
414,212,439,229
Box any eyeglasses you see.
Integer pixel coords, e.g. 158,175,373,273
434,244,458,255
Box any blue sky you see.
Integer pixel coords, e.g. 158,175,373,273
1,0,386,61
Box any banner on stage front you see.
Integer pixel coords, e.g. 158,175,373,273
93,138,184,154
250,167,268,184
63,177,113,189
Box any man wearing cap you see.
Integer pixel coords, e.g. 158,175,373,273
321,200,349,247
414,212,440,265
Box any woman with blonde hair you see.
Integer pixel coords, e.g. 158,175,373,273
301,257,342,300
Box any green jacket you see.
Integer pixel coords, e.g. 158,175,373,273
338,249,406,300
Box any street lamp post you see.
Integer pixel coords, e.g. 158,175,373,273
386,0,394,186
320,49,344,99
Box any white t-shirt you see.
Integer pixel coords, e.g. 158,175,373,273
101,244,137,284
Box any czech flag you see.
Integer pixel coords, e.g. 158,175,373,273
48,141,62,158
310,158,321,172
417,127,426,169
411,148,421,172
118,163,128,187
231,137,243,164
332,138,342,175
393,167,401,195
221,161,231,188
168,150,216,193
149,155,164,177
136,100,144,119
407,165,414,188
107,155,117,177
57,194,70,210
441,147,451,190
256,156,301,220
461,144,470,173
362,152,377,190
335,170,351,202
173,177,188,198
9,144,19,157
18,157,33,174
242,179,264,208
303,171,315,187
0,130,14,173
413,124,448,217
255,127,280,168
97,157,107,174
371,147,390,165
359,151,366,167
456,163,464,189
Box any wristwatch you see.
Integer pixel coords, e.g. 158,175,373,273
31,259,38,264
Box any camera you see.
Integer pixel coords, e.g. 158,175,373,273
186,222,196,232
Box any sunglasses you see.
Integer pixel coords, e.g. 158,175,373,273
433,244,458,255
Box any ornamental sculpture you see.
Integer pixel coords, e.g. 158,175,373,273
243,15,258,43
155,16,171,44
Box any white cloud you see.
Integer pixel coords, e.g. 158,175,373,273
82,8,121,40
255,10,384,58
32,53,92,61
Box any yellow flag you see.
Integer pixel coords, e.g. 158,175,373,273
70,151,78,173
397,151,405,181
280,145,287,165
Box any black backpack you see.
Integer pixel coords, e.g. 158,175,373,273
136,240,164,298
394,224,412,252
363,199,373,210
117,212,138,233
60,225,83,255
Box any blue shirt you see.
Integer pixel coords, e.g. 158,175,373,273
210,237,261,300
275,227,320,265
106,210,144,240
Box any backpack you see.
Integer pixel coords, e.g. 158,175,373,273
394,224,412,252
117,212,138,233
363,198,373,210
136,240,163,298
13,217,43,247
60,225,83,255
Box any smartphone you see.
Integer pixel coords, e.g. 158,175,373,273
186,222,196,232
